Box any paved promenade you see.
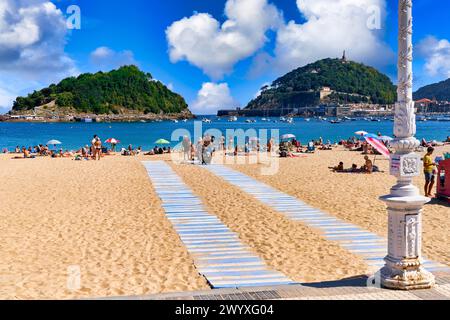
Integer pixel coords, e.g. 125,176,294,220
112,273,450,300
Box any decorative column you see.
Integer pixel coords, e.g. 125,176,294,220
379,0,435,290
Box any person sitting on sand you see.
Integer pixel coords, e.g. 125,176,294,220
22,147,31,158
333,162,344,172
445,136,450,144
362,156,374,174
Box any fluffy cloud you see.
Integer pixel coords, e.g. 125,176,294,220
416,36,450,79
0,0,77,111
273,0,394,73
191,82,238,115
166,0,282,79
90,47,137,70
0,0,76,76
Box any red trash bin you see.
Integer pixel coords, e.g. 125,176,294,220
437,159,450,203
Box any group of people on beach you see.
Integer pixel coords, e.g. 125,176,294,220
6,145,74,159
181,135,216,165
331,156,376,174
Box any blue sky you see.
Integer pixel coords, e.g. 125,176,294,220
1,0,449,114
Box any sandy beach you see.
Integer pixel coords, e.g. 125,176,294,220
0,154,208,299
226,145,450,267
0,145,448,299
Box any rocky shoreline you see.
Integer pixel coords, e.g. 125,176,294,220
0,111,195,123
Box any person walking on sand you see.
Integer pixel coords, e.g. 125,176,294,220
422,147,437,197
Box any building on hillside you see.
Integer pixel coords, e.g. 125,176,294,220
319,87,333,100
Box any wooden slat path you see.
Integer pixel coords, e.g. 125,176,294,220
204,164,450,274
142,161,296,289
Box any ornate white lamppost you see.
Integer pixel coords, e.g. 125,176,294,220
379,0,435,290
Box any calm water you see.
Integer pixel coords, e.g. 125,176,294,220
1,117,449,151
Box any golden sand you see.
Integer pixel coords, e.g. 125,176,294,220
0,154,208,299
0,145,448,299
226,145,450,267
170,162,369,283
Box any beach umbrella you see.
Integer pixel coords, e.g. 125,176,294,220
355,131,368,136
379,135,393,142
105,138,120,144
364,134,390,158
155,139,170,145
281,134,296,140
47,139,62,145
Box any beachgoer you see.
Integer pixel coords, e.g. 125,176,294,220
182,136,190,160
92,135,102,160
190,143,195,161
422,147,437,197
363,156,373,174
333,162,344,172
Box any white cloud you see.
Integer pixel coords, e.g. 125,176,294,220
272,0,394,74
0,0,77,111
90,47,137,71
417,36,450,79
0,0,76,76
166,0,282,79
0,87,16,111
191,82,238,115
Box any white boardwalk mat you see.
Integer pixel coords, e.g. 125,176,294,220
204,165,450,274
142,161,296,289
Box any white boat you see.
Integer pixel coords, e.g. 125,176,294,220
305,118,311,122
172,119,179,123
228,116,238,122
202,118,212,123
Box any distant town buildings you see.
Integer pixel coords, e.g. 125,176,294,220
415,99,450,113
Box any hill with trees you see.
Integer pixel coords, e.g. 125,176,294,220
414,78,450,101
246,58,397,110
11,65,190,115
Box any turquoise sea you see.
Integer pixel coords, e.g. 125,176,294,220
1,117,449,151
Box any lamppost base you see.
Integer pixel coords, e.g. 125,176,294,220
380,260,435,290
379,193,435,290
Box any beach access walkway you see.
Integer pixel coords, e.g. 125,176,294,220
203,164,450,275
142,161,295,289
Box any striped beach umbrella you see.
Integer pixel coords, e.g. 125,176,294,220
364,134,390,158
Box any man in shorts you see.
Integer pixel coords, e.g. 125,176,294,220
423,147,437,197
